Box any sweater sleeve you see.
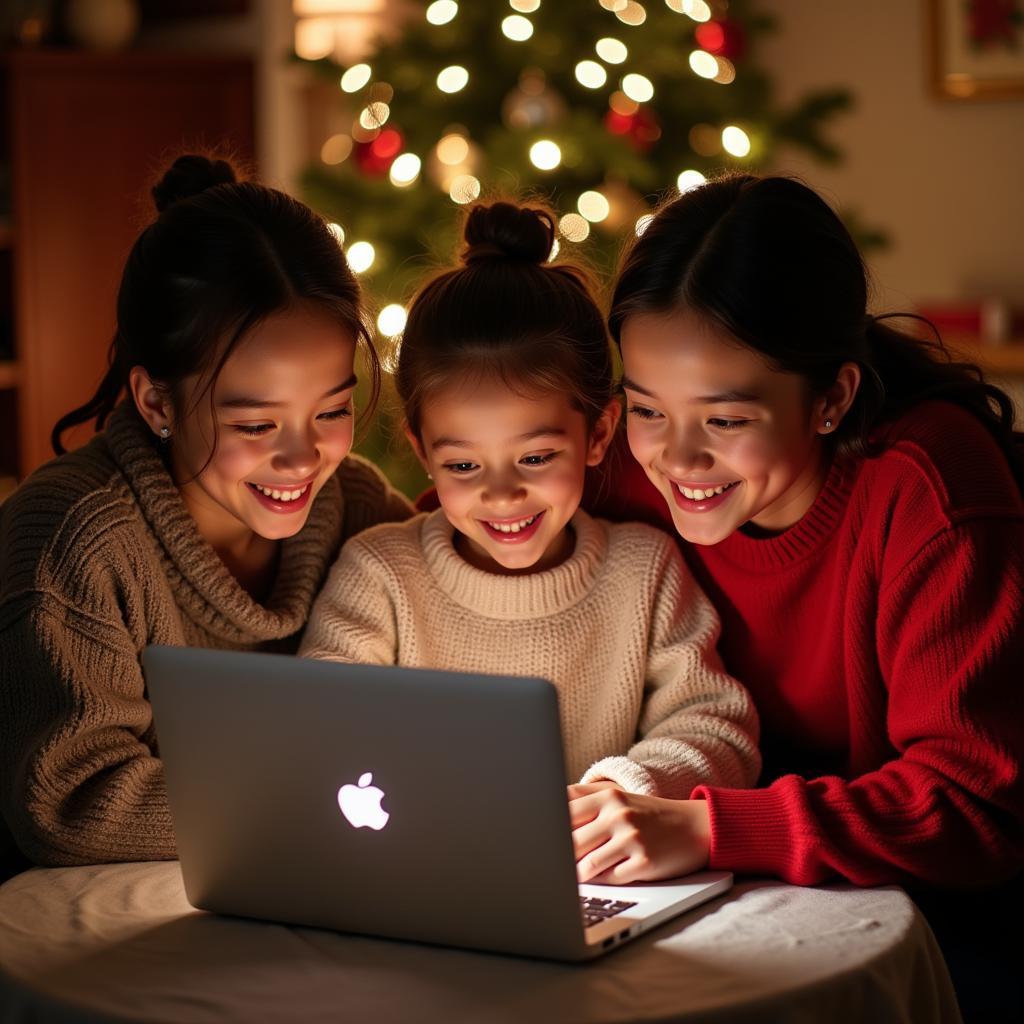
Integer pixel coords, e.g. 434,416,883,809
581,536,762,799
298,533,399,666
0,594,176,866
694,519,1024,887
337,454,414,540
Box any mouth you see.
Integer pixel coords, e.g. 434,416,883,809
479,510,545,542
246,478,316,514
669,479,741,513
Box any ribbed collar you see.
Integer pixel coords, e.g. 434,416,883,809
104,403,344,644
703,456,857,574
420,507,610,620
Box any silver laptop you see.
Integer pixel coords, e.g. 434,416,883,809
143,646,732,962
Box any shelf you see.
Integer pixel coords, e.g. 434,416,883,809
942,333,1024,376
0,361,16,389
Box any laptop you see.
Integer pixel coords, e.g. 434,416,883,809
143,646,732,961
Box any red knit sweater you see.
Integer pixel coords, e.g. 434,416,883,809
585,401,1024,888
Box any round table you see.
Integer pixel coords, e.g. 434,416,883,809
0,861,961,1023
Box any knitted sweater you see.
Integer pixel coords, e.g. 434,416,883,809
0,403,412,872
586,401,1024,888
299,508,761,795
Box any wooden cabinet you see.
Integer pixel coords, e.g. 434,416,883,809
0,50,254,482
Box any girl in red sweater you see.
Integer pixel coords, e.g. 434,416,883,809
575,174,1024,1018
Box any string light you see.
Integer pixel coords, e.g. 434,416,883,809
635,213,655,236
449,174,481,203
688,50,718,79
575,60,607,88
340,63,372,92
559,213,590,242
389,153,421,187
358,102,390,129
436,133,470,165
509,0,540,10
377,304,407,337
666,0,711,21
615,1,647,25
425,0,458,25
595,38,627,64
320,134,353,165
501,14,533,40
599,0,628,11
529,140,561,170
622,73,654,102
577,190,610,222
714,58,736,85
722,125,751,157
437,65,469,92
346,241,375,273
676,169,706,192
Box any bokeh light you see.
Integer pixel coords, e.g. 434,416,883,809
529,139,562,170
340,63,372,93
437,65,469,93
501,15,534,40
722,125,751,157
622,73,654,103
377,304,407,337
320,133,353,165
346,241,375,273
389,153,421,187
436,133,470,165
676,169,706,192
575,60,607,88
559,213,590,242
577,190,610,222
595,38,628,64
635,213,655,236
426,0,458,25
689,50,719,79
449,174,481,203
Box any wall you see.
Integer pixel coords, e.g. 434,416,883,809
758,0,1024,315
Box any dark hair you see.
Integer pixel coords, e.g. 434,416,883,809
52,153,380,455
395,200,614,437
609,173,1023,489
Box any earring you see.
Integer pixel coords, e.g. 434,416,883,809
159,425,171,441
823,419,833,431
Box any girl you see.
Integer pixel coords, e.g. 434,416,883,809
0,155,411,877
300,200,760,799
576,173,1024,1017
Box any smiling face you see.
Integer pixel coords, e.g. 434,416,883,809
411,379,617,575
620,308,836,546
166,305,358,554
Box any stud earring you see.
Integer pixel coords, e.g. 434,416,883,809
159,425,171,441
824,419,833,431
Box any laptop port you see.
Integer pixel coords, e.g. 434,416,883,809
602,936,615,948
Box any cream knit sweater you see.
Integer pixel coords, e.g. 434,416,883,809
0,404,412,874
300,509,760,796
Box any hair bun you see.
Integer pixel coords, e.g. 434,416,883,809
462,202,554,266
152,154,237,213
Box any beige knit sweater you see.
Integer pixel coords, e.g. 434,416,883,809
300,510,761,796
0,403,412,873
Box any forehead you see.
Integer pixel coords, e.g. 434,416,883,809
419,378,586,445
216,307,356,389
620,309,800,400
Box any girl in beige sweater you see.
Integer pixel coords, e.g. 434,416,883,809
300,201,760,809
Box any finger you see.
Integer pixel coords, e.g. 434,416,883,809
585,855,645,886
568,791,613,828
577,836,629,884
567,781,618,801
571,817,615,862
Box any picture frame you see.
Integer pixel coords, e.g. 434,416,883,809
929,0,1024,99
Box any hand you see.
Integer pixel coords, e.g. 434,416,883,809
568,783,711,884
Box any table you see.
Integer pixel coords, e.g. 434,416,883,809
0,862,961,1023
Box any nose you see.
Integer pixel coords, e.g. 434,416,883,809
480,465,528,508
272,425,321,478
660,424,713,478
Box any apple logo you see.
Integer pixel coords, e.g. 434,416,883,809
337,772,390,831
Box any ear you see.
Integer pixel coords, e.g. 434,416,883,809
128,366,173,439
816,361,861,435
585,398,623,468
402,420,431,476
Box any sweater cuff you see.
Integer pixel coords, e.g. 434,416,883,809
692,782,799,876
580,756,657,796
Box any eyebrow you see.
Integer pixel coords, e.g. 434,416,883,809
430,427,568,451
217,374,358,410
620,375,761,404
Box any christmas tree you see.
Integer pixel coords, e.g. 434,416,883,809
298,0,859,493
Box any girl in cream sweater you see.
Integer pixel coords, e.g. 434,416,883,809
300,201,760,802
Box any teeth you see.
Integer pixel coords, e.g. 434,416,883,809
253,483,308,502
678,483,734,501
486,513,539,534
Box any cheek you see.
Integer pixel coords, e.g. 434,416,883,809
202,440,264,488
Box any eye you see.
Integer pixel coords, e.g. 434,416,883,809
627,404,662,421
318,404,353,422
520,452,558,467
233,423,274,436
443,461,479,474
708,418,750,430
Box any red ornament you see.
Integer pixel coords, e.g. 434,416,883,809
354,127,403,177
696,17,746,60
628,107,661,152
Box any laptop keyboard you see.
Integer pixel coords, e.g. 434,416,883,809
580,895,638,929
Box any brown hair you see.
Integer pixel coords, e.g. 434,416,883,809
395,200,614,438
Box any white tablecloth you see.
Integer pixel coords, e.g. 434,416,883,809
0,861,961,1023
